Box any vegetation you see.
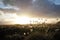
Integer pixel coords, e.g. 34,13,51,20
0,22,60,40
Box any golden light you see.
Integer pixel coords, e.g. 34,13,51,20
14,16,48,24
12,14,59,24
14,16,31,24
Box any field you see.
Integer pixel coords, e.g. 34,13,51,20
0,22,60,40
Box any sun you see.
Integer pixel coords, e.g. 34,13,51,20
14,16,31,24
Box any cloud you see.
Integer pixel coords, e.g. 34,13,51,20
0,0,20,13
32,0,60,17
0,0,60,17
0,0,60,25
0,12,17,25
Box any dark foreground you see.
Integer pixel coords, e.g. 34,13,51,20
0,22,60,40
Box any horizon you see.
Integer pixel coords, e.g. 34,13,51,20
0,0,60,25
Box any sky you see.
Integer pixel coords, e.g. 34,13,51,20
49,0,60,5
0,0,60,24
0,0,60,17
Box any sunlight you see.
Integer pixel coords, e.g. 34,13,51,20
15,16,31,24
12,15,59,24
14,16,47,24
